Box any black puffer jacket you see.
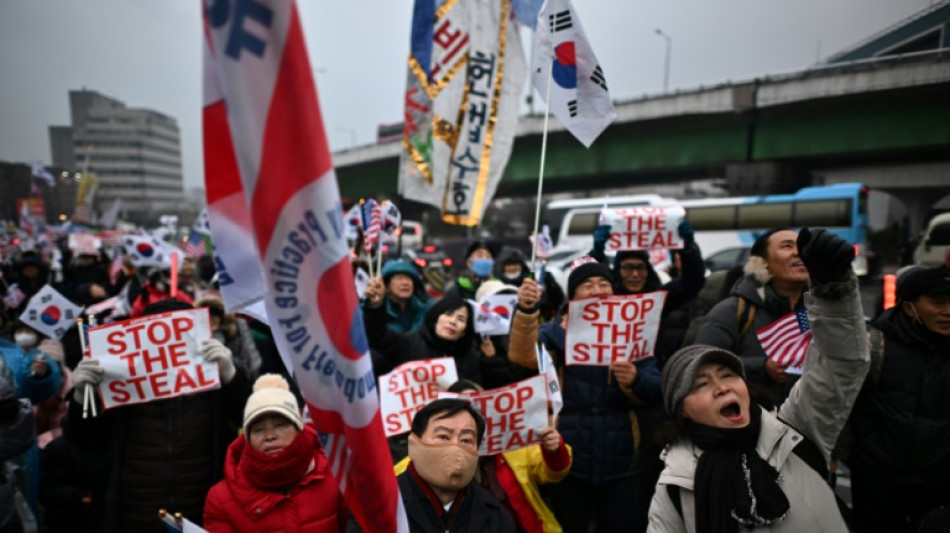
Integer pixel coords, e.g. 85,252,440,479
694,270,804,404
364,296,482,384
0,382,34,530
347,469,516,533
66,374,250,533
850,308,950,478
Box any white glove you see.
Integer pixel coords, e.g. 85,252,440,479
72,359,104,403
202,339,236,384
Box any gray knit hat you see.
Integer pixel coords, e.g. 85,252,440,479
661,345,746,416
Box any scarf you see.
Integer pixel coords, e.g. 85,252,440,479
685,404,790,533
240,428,317,490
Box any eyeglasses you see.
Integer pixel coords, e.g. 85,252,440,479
619,263,648,273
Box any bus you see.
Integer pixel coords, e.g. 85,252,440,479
544,183,871,276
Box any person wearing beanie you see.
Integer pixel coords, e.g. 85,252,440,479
694,226,818,405
348,398,516,533
444,239,499,302
648,229,869,533
846,263,950,532
375,260,430,333
65,298,251,532
589,219,707,531
506,256,662,533
204,374,345,533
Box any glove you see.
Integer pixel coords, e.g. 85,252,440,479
72,359,105,403
678,219,695,246
592,224,611,257
797,228,853,284
202,339,236,384
0,397,20,423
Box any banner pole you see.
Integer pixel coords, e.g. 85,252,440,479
530,1,558,275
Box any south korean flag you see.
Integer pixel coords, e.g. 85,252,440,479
20,285,82,340
121,235,180,268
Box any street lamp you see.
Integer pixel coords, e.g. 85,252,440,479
655,28,672,92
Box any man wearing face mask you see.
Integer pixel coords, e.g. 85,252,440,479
348,398,516,533
444,240,498,302
847,264,950,532
494,248,565,324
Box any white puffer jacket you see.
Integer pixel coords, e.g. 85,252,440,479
648,276,869,533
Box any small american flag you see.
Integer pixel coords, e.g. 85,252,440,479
180,229,208,259
757,309,813,370
361,199,382,254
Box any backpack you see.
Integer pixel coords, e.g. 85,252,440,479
682,296,757,347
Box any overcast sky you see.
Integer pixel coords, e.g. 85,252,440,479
0,0,934,191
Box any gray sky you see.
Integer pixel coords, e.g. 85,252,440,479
0,0,934,192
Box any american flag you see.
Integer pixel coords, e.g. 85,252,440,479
757,309,813,369
361,199,382,254
180,229,207,259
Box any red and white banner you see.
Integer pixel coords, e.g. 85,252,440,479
601,206,686,252
565,292,667,365
203,2,406,531
87,308,217,409
466,375,549,455
379,358,458,437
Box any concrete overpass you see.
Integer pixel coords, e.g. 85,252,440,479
333,50,950,235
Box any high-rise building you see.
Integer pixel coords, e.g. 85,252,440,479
48,89,185,224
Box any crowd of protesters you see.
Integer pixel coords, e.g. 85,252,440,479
0,214,948,533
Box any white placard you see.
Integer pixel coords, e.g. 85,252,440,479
379,358,458,437
468,374,549,455
565,292,668,366
601,206,685,252
87,308,218,409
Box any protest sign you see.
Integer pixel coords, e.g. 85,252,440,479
467,375,549,455
68,233,102,256
601,206,686,252
379,358,458,437
87,308,218,409
565,292,668,366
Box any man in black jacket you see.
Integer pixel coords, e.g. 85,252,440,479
849,264,950,532
349,398,515,533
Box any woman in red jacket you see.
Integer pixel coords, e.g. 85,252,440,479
204,374,345,532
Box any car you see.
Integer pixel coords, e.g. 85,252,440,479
914,212,950,267
703,246,750,273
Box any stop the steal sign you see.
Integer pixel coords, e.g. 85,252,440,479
88,308,219,409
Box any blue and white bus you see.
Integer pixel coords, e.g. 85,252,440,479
544,183,870,275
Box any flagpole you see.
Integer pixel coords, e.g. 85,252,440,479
530,0,558,275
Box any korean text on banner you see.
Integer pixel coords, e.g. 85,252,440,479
203,1,406,531
468,375,549,455
565,292,668,366
399,0,526,226
87,308,218,409
601,206,686,252
379,358,459,437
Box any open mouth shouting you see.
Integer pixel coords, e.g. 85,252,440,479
719,401,745,424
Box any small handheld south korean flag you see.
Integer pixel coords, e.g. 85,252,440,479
20,285,82,340
121,235,180,268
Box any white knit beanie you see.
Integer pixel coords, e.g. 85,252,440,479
243,374,303,436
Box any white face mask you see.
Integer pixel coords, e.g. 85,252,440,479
14,332,38,348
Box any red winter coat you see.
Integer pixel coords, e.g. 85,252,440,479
203,427,345,533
